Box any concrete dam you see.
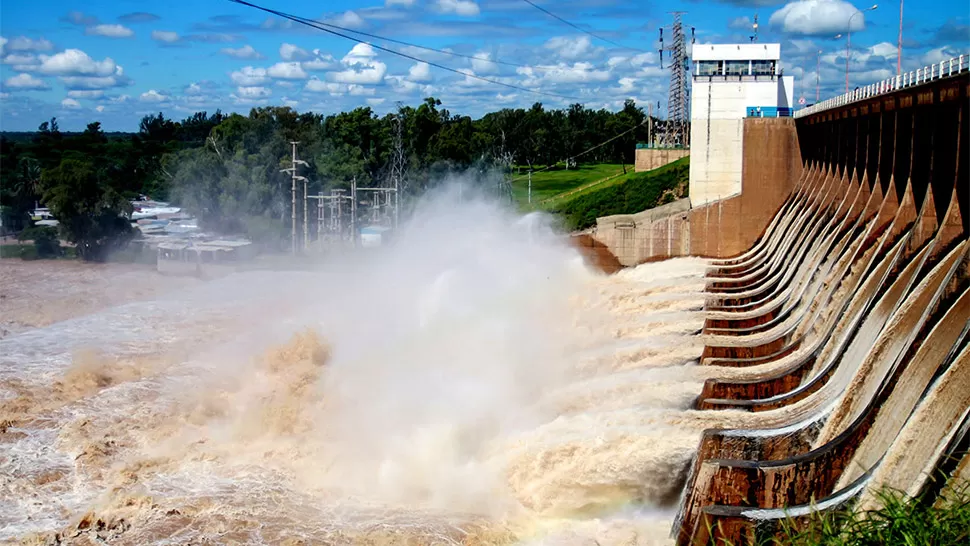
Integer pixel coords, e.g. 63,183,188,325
584,53,969,544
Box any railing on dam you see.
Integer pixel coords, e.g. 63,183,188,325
795,54,969,118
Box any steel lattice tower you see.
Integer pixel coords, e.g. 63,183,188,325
662,12,690,148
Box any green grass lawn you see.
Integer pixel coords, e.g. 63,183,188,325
509,164,632,208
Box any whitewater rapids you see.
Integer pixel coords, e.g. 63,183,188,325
0,188,748,545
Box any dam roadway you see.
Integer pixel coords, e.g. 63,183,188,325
584,54,970,544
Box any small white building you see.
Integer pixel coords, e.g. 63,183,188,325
359,225,391,248
689,43,795,206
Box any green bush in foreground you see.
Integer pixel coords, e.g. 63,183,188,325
774,482,970,546
551,157,689,231
17,225,61,259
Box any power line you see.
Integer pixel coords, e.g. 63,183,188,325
520,0,644,52
228,0,586,103
284,11,579,73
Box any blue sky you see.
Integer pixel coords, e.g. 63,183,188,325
1,0,967,131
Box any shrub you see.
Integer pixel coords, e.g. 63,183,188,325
17,225,61,258
774,482,970,546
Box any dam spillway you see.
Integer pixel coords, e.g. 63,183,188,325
661,56,970,544
0,55,967,546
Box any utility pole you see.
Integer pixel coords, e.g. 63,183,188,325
393,166,400,229
648,102,653,147
528,169,532,205
317,190,324,244
303,177,308,251
290,144,297,255
334,189,344,239
281,141,308,256
351,176,358,248
306,190,333,250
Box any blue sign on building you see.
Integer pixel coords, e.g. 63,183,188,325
746,106,794,118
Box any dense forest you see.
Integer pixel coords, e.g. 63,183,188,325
0,98,657,258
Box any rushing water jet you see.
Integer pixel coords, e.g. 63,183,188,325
1,185,736,546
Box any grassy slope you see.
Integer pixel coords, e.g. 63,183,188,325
509,164,631,207
548,157,690,231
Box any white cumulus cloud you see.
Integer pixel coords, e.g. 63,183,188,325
221,45,263,60
140,89,168,102
280,43,309,61
2,53,41,71
86,24,135,38
769,0,869,36
303,50,337,71
60,75,126,90
921,46,961,66
38,49,118,76
67,89,104,99
327,43,386,84
185,82,202,95
305,78,345,94
348,84,375,96
236,85,271,99
385,0,414,6
2,36,54,53
545,36,599,60
470,52,499,75
617,77,638,92
95,105,105,112
151,30,180,43
3,73,49,90
331,11,366,28
230,66,269,85
61,97,81,109
331,62,387,84
408,62,432,82
435,0,480,16
517,62,611,85
343,43,377,63
267,61,308,79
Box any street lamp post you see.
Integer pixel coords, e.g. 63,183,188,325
846,4,879,93
816,49,823,102
897,0,903,75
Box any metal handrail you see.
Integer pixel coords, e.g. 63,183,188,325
794,54,969,118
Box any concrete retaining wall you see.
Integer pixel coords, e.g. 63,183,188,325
635,148,690,172
591,117,801,262
591,199,692,266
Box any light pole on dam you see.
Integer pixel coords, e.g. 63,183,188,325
844,4,879,93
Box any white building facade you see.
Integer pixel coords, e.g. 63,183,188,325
689,43,795,206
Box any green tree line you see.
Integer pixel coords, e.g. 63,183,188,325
1,98,656,258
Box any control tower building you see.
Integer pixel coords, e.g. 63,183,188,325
689,43,795,206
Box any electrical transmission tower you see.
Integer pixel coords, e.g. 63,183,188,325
658,12,692,149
